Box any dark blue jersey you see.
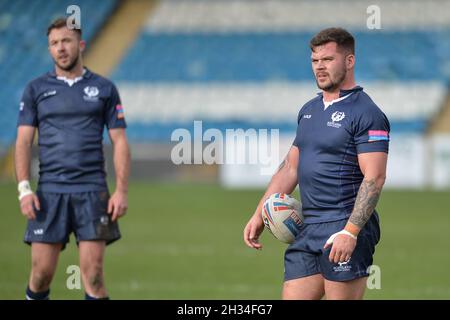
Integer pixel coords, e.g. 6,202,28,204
17,68,127,193
293,86,389,223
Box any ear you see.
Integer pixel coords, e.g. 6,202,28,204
346,54,355,70
79,40,86,52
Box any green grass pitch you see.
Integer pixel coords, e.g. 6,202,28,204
0,182,449,299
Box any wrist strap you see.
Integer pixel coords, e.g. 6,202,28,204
18,180,33,200
325,229,358,246
340,229,358,240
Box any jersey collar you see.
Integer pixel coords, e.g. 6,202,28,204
48,67,93,79
317,85,363,98
339,86,363,97
323,92,352,110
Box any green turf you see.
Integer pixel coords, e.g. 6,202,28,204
0,181,449,299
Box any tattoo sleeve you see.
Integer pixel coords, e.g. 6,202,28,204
349,178,382,229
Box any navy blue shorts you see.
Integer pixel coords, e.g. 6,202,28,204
284,213,380,282
24,190,121,250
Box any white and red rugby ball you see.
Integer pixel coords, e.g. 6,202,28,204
261,193,304,244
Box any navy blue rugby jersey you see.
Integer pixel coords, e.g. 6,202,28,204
17,68,127,193
292,86,390,223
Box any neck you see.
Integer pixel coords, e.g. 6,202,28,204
55,62,84,79
322,75,356,101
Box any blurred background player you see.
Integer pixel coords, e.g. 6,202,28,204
15,17,130,300
244,28,390,300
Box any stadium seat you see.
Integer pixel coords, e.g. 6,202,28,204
110,0,450,141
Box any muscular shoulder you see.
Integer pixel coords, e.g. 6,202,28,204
349,90,390,133
351,91,386,118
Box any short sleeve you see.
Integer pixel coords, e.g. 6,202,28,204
105,84,127,129
17,83,38,127
354,106,390,154
292,108,303,147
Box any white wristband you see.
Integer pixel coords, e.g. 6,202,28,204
18,180,33,201
325,229,357,246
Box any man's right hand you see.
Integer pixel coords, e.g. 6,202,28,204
243,146,300,251
243,213,265,250
20,193,40,220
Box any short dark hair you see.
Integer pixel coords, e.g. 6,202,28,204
309,27,354,55
47,17,82,38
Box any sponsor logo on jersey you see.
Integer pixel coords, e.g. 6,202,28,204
43,90,57,98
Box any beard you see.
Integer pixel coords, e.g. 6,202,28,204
315,68,346,92
54,53,79,72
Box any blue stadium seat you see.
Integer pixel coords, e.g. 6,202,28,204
2,0,449,145
110,29,450,141
112,31,450,83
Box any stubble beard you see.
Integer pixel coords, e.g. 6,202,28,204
316,68,347,92
55,53,80,72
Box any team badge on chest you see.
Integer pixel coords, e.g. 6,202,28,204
327,111,345,128
83,86,99,102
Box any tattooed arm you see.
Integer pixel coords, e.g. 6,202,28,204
344,152,388,235
324,152,387,263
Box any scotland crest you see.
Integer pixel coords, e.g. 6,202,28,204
83,86,99,101
328,111,345,128
331,111,345,122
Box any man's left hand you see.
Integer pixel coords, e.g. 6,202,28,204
108,191,128,222
323,230,357,264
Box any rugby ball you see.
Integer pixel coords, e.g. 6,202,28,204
261,193,304,244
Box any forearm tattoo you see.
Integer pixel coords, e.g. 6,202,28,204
349,178,381,229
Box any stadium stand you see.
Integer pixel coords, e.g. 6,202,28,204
1,0,450,186
111,0,450,143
